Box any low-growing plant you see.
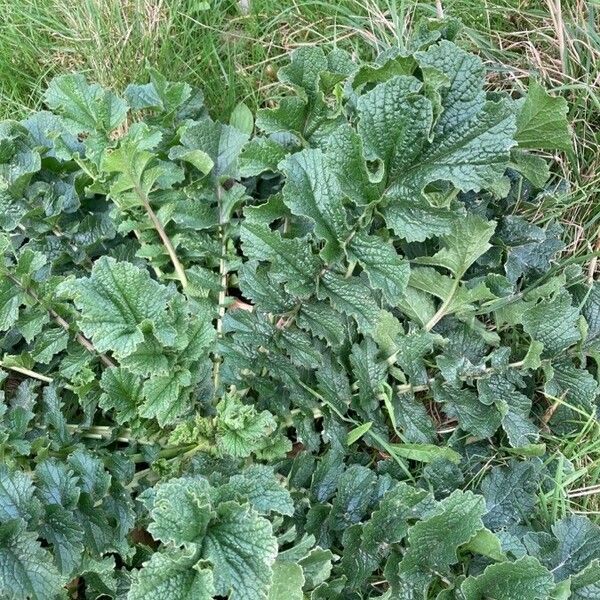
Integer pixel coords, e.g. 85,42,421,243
0,19,598,600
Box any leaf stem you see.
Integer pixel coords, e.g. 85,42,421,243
135,184,188,289
424,276,460,332
0,362,54,383
213,183,228,394
9,275,116,368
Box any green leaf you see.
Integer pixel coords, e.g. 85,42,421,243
44,73,128,134
433,382,502,440
569,559,600,600
99,367,143,425
31,328,68,364
521,291,580,356
39,504,84,575
277,46,327,102
400,490,486,572
146,477,212,545
464,528,507,562
61,256,173,359
268,562,304,600
204,501,278,600
388,443,461,464
347,421,373,446
515,80,571,151
480,460,541,530
175,118,248,178
0,280,22,331
230,102,254,136
240,223,320,297
318,272,381,333
218,466,294,516
350,338,386,411
478,373,538,448
416,214,495,277
279,149,349,261
239,138,288,177
215,393,278,458
129,549,215,600
0,519,63,600
548,516,600,580
361,482,434,559
356,75,432,181
140,369,192,426
168,147,214,174
461,556,554,600
329,465,377,530
347,232,410,303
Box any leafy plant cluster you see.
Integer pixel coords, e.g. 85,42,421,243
0,19,598,600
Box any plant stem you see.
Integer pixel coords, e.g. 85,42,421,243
135,184,188,289
0,362,54,384
9,275,116,368
213,183,228,394
424,276,460,332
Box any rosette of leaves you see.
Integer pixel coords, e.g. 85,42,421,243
0,17,599,600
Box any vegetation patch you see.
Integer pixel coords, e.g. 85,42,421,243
0,20,598,600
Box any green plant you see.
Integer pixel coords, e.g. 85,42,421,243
0,21,599,600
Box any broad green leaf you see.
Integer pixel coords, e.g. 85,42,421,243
218,466,294,516
515,80,571,151
480,460,541,530
125,69,193,115
168,147,214,174
31,328,68,364
230,102,254,136
0,519,63,600
350,338,386,411
39,504,84,575
44,74,128,134
203,501,278,600
277,46,327,102
433,382,502,440
0,281,22,331
401,489,486,572
239,138,288,177
140,369,192,426
521,291,580,356
548,516,600,580
0,466,36,522
357,75,432,182
325,124,382,206
268,562,304,600
279,149,349,261
361,482,434,559
347,232,410,303
461,556,554,600
478,373,538,448
464,527,507,562
128,549,215,600
61,257,173,359
416,40,486,136
569,559,600,600
146,477,212,545
174,118,248,178
215,393,278,458
416,214,495,277
240,223,320,297
318,272,381,333
329,465,377,530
